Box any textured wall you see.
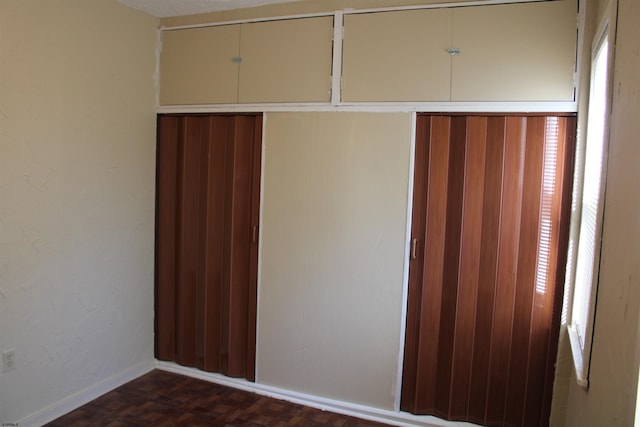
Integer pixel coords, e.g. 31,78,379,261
258,112,412,410
0,0,158,423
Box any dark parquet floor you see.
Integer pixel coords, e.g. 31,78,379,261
45,369,394,427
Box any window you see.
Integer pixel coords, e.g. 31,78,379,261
566,7,615,389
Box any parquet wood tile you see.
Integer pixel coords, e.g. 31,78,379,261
45,370,394,427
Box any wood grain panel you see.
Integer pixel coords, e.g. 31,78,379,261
449,117,487,419
433,116,466,416
175,117,203,366
485,116,525,425
414,116,450,413
402,114,576,427
503,117,545,426
155,114,262,381
540,117,576,423
202,116,230,372
467,116,506,424
226,116,254,377
155,116,179,361
400,117,431,412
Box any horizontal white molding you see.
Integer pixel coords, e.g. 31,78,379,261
17,360,156,427
158,102,331,113
160,11,334,31
157,101,578,114
342,0,552,15
160,0,554,31
156,360,480,427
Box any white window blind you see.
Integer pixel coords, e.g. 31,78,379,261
568,21,611,388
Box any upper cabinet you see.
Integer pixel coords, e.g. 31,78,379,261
342,9,452,102
341,0,577,103
159,16,334,105
238,17,333,103
160,25,240,105
159,0,577,106
451,0,577,101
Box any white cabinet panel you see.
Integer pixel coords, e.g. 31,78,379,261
451,0,577,102
160,17,333,105
160,25,240,105
259,112,411,410
342,9,452,102
238,17,333,103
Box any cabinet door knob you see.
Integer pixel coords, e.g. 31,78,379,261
447,48,461,56
232,56,242,63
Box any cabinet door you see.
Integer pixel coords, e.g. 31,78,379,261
451,0,577,102
402,114,576,426
342,9,452,102
160,25,240,105
156,114,263,380
238,17,333,103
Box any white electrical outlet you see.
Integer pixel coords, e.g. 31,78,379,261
2,349,15,372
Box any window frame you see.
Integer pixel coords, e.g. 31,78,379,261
566,1,616,389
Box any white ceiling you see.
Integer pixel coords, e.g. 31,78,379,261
119,0,305,18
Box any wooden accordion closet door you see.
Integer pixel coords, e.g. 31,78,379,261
155,114,262,381
402,114,575,427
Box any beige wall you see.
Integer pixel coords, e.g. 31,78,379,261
0,1,158,423
559,0,640,425
6,0,638,424
259,112,412,409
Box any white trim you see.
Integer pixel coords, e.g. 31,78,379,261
157,101,577,114
562,0,586,329
160,11,334,31
15,360,155,427
156,361,480,427
567,323,589,388
394,112,418,412
573,0,585,106
578,18,610,386
341,0,551,15
254,112,268,383
331,11,344,106
566,0,616,389
337,101,577,112
633,304,640,425
158,0,556,31
154,28,162,109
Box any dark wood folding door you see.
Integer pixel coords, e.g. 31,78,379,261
402,114,575,427
155,114,262,381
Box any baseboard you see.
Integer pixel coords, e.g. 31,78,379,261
156,360,478,427
17,360,156,427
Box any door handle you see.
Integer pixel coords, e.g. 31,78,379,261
411,238,418,260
